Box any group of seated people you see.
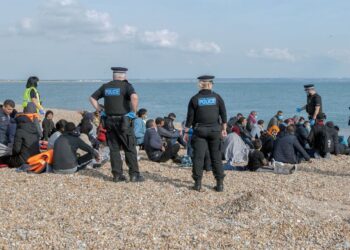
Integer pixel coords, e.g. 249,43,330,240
1,98,349,175
223,110,350,173
0,99,101,173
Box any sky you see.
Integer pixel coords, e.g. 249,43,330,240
0,0,350,79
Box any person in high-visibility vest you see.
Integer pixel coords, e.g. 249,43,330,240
22,76,44,115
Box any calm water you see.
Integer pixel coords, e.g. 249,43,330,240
1,78,349,131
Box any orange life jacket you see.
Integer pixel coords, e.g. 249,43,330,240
16,113,41,122
27,149,54,173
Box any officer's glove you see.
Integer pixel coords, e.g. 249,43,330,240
125,112,137,119
310,119,316,126
39,109,45,115
296,107,303,113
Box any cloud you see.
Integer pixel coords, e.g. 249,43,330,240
247,48,296,62
8,0,221,54
327,49,350,63
187,40,221,54
141,30,178,48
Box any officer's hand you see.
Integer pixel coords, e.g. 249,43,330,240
39,109,45,115
161,146,166,152
221,130,227,138
296,107,302,113
310,119,315,126
126,112,137,119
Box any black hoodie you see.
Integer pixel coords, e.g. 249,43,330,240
12,115,40,164
53,131,97,171
325,121,340,155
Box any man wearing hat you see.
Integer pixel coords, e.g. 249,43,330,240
296,84,323,126
184,75,227,192
90,67,144,182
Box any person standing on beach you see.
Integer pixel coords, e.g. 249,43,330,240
184,75,227,192
296,84,323,126
22,76,45,115
89,67,144,183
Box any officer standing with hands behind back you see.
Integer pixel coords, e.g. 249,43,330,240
296,84,323,126
90,67,144,183
184,75,227,192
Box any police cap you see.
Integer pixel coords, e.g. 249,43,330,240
168,113,176,119
111,67,128,73
304,84,315,90
197,75,215,81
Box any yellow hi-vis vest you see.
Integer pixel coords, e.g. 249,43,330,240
22,87,41,109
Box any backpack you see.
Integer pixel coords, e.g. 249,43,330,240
97,124,107,142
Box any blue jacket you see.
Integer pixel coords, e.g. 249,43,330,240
133,118,146,145
144,128,163,161
273,133,310,164
0,109,11,145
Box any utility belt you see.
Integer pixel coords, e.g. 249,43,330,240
106,114,132,132
194,122,220,129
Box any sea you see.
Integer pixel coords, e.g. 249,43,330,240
1,78,349,134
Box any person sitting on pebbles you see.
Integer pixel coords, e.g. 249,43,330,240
53,122,100,174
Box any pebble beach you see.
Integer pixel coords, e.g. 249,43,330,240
0,109,350,249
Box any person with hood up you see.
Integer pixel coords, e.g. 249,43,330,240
0,105,41,167
324,121,340,156
273,125,311,164
53,122,100,174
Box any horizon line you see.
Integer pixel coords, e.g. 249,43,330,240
1,77,350,82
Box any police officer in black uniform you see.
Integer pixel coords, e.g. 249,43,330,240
90,67,144,182
296,84,323,126
184,75,227,192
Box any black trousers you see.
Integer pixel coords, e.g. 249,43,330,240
191,126,225,181
159,143,180,162
105,116,140,176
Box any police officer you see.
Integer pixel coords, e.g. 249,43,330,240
296,84,323,126
90,67,144,182
184,75,227,192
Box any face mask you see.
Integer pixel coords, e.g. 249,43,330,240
278,115,283,120
143,115,148,120
255,115,258,119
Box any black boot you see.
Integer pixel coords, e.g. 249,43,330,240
130,174,145,182
215,179,224,192
192,180,202,191
112,174,127,182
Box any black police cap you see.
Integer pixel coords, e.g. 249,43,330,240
111,67,128,73
304,84,315,90
168,113,176,119
197,75,215,81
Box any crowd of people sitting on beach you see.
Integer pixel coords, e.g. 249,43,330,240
0,96,349,175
